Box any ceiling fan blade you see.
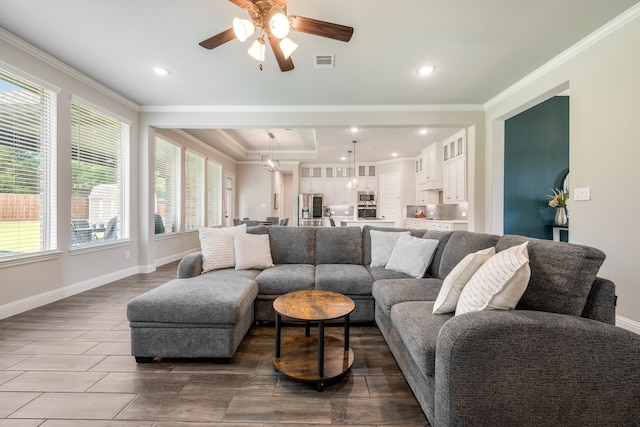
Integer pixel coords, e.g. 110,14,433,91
199,28,236,50
290,15,354,42
268,35,294,72
228,0,255,8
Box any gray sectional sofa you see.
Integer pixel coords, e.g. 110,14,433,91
127,225,640,427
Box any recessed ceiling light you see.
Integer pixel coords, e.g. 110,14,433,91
420,128,429,135
417,65,435,76
340,156,346,161
152,66,169,76
350,127,359,133
392,152,398,157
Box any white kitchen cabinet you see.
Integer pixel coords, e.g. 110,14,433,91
300,164,322,178
442,130,466,204
443,130,465,162
358,176,377,192
357,163,376,177
300,178,324,194
422,143,442,190
405,218,468,231
405,218,429,230
443,157,466,203
324,179,355,204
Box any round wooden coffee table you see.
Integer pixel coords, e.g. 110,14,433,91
273,290,355,391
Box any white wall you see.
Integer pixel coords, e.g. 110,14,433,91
236,164,273,220
0,33,140,317
484,6,640,329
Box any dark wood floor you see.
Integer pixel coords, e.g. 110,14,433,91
0,261,429,426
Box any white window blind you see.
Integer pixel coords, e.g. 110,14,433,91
207,159,222,226
184,150,204,230
0,67,57,260
155,137,179,234
71,101,129,245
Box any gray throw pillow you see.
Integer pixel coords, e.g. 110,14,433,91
370,230,411,267
385,235,439,279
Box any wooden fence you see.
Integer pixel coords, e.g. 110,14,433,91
0,194,88,221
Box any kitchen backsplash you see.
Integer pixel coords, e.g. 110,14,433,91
406,203,468,220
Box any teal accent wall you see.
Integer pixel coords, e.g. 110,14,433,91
504,96,569,240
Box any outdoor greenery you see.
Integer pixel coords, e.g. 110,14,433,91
0,145,40,194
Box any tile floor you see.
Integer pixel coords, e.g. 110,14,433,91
0,261,429,426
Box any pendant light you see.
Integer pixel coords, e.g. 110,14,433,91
346,140,359,190
346,140,358,190
262,132,280,172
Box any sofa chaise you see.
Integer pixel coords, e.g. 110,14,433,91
126,225,640,426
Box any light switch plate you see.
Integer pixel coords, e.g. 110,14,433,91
573,187,591,201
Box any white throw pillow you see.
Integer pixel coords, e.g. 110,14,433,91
370,230,411,267
198,224,247,273
385,235,439,279
234,233,274,270
432,247,496,314
455,242,531,316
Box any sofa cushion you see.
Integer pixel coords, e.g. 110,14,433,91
421,230,454,278
315,226,362,264
456,242,531,316
390,301,453,377
370,230,411,267
255,264,315,294
372,278,443,316
386,235,439,279
367,266,413,281
127,276,258,324
198,224,247,273
268,226,315,264
496,235,606,316
315,264,374,295
234,232,274,270
362,225,424,266
438,231,501,279
202,267,261,281
433,247,496,314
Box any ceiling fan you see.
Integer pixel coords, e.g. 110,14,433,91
199,0,354,72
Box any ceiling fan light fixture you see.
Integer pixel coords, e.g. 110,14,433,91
279,37,298,60
269,12,290,39
233,17,255,42
248,37,266,61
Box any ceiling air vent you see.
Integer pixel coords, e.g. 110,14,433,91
314,54,335,69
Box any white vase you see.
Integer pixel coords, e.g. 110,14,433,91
554,207,568,226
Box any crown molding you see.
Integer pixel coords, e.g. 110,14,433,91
139,103,485,114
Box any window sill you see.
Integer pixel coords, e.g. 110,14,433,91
0,250,62,269
69,239,132,256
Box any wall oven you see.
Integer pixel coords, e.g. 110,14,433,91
357,204,377,219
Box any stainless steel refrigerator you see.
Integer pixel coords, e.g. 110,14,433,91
298,193,323,226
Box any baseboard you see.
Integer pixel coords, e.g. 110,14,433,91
0,265,139,321
616,315,640,335
0,249,198,320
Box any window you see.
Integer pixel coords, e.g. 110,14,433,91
155,137,179,234
207,159,222,226
71,100,129,245
184,150,204,230
0,67,57,260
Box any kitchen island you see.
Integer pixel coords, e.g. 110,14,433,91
339,218,396,228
